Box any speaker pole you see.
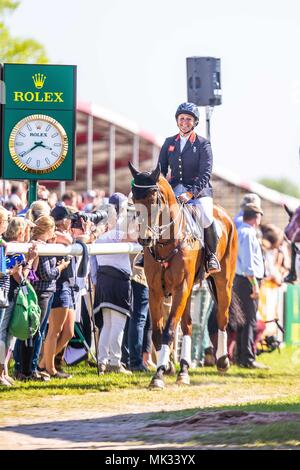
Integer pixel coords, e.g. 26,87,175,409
205,106,213,142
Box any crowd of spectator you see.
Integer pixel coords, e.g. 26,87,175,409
0,181,295,387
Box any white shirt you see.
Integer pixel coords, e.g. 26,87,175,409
94,229,132,275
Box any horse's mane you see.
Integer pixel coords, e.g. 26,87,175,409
157,175,177,207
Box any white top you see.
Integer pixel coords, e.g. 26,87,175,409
94,229,132,275
180,135,188,152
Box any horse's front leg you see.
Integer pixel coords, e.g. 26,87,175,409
176,294,192,385
148,290,167,390
158,286,192,387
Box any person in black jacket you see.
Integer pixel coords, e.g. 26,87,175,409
158,102,220,273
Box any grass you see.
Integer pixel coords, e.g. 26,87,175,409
1,346,300,448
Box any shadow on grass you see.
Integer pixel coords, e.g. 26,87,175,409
1,402,300,449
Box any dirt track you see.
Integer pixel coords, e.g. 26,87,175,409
1,385,298,449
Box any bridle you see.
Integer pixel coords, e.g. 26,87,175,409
132,182,184,245
132,179,189,296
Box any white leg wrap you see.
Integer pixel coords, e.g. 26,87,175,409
216,329,228,360
180,335,192,366
157,344,170,369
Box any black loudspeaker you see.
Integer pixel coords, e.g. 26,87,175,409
186,57,222,106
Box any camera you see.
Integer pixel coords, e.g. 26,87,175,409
70,210,108,230
6,253,26,268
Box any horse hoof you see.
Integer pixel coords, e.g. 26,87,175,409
176,373,190,385
149,378,165,390
165,361,176,376
216,355,230,373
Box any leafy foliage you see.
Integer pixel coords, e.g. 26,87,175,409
0,0,48,63
258,177,300,199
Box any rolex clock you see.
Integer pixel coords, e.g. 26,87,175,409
8,114,69,174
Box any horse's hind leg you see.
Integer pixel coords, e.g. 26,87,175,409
212,270,233,373
176,295,192,385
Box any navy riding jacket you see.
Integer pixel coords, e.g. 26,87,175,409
158,132,213,198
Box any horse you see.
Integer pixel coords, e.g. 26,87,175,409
129,161,238,389
284,204,300,243
284,204,300,283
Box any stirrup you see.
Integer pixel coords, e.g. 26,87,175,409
205,253,221,274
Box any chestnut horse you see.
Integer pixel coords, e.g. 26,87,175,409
129,162,238,389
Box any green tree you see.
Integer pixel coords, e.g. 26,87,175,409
258,177,300,199
0,0,48,63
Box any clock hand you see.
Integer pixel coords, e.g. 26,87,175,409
22,142,42,157
39,144,53,150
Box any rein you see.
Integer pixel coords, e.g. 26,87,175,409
136,183,185,265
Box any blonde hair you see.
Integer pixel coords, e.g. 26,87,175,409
4,216,28,241
26,200,51,222
31,215,55,240
0,206,9,223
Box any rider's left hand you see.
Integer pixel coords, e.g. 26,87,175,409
178,192,193,204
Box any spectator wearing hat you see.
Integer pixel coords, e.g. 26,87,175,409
234,193,262,230
233,203,269,369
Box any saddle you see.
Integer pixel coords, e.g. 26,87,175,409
182,204,204,245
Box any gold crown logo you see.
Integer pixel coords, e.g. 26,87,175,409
32,73,46,89
36,123,42,130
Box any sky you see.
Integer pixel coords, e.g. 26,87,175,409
5,0,300,185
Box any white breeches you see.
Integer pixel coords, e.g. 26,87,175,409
97,308,127,367
173,184,214,228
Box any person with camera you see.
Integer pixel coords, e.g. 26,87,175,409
17,215,68,381
38,205,73,379
92,193,133,375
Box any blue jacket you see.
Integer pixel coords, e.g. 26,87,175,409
158,132,213,198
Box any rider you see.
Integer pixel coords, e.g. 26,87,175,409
158,102,220,274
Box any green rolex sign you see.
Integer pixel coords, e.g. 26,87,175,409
1,63,76,181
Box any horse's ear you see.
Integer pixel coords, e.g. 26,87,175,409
284,204,294,219
150,162,161,182
128,161,139,178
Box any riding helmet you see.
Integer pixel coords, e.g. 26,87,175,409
175,102,199,126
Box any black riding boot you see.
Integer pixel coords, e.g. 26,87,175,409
204,221,221,274
284,243,297,283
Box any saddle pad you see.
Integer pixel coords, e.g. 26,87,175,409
182,205,204,246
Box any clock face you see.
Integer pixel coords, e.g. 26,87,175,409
9,114,68,174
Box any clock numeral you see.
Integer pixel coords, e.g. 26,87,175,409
19,151,26,157
26,157,32,164
45,125,51,132
18,132,26,137
15,142,24,146
53,143,61,146
51,152,58,158
26,124,32,131
51,132,58,138
45,157,51,165
37,160,40,168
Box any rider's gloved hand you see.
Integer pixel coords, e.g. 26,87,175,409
178,192,193,204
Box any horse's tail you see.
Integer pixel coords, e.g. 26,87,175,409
229,290,246,329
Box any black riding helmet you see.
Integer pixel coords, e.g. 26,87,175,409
175,102,199,127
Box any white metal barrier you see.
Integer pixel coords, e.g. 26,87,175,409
6,242,142,257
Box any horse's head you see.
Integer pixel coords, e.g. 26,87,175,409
285,205,300,242
128,161,163,247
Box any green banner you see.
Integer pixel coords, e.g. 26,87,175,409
1,63,76,181
284,284,300,345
